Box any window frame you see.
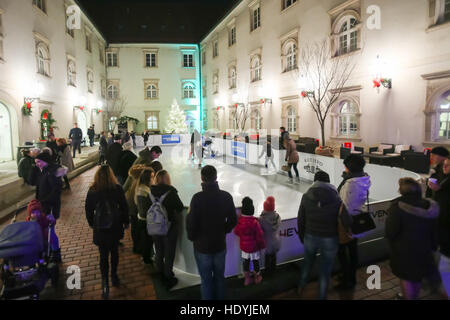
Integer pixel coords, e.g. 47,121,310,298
87,69,94,93
183,53,194,68
33,0,46,14
333,14,360,57
146,84,158,99
213,41,218,58
107,84,119,100
67,59,76,87
250,55,262,82
229,26,236,46
332,99,361,138
228,66,237,89
251,6,261,31
213,73,219,94
36,42,50,77
144,50,158,68
106,51,118,67
85,32,92,53
437,91,450,140
287,106,297,133
282,0,297,11
145,111,160,131
183,83,196,99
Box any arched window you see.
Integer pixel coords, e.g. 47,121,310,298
284,41,297,72
438,90,450,140
183,83,195,99
147,114,158,130
229,67,236,89
67,60,76,86
338,100,359,136
107,85,118,100
146,84,158,99
87,71,94,93
287,106,297,133
36,43,50,76
335,15,359,56
213,74,219,94
214,111,220,129
251,56,261,82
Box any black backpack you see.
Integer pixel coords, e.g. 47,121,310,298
94,195,119,230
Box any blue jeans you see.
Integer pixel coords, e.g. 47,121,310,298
194,249,226,300
298,233,339,300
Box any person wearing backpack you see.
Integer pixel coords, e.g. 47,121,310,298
85,165,129,300
135,168,156,264
148,170,184,289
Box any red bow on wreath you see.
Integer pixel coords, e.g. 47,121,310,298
301,91,307,98
26,102,31,109
43,113,48,120
79,106,84,111
373,80,381,88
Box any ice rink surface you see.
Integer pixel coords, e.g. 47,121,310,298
153,145,312,219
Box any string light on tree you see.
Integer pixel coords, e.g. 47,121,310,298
165,98,188,133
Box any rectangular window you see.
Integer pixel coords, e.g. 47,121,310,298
440,112,450,139
282,0,297,10
183,54,194,67
350,31,358,51
99,47,104,64
33,0,46,13
213,41,218,58
229,27,236,46
252,7,260,31
66,11,74,37
145,52,157,67
146,111,159,130
85,34,91,52
107,52,118,67
202,50,206,65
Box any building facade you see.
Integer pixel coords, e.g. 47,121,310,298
200,0,450,151
0,0,107,161
105,43,200,134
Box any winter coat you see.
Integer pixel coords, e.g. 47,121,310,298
106,142,123,175
124,165,148,217
426,163,445,198
133,147,156,166
433,175,450,258
385,196,439,282
99,136,108,155
117,150,137,182
85,185,129,247
87,128,95,139
259,211,281,254
285,139,299,164
28,164,65,212
298,181,343,242
69,127,83,141
58,144,75,172
234,215,266,253
186,182,237,254
46,140,59,163
18,155,34,184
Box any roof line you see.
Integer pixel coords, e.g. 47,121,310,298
73,0,109,45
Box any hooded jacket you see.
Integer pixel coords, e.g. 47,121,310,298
234,215,266,254
385,196,439,282
133,147,155,166
285,139,299,164
186,182,237,254
298,181,342,242
259,210,281,254
434,175,450,257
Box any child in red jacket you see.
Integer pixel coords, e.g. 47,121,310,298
234,197,266,285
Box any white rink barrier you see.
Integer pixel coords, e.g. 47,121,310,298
144,134,191,146
173,139,421,277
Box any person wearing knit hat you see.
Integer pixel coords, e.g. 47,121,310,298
427,146,450,198
234,197,266,286
259,196,281,276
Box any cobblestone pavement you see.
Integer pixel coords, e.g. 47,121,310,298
1,165,448,300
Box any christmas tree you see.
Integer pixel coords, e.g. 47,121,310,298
165,99,188,133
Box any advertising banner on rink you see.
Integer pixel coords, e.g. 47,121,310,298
231,141,246,159
162,134,181,144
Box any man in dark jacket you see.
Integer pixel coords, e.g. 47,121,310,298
106,135,123,178
430,156,450,298
186,165,237,300
426,146,449,198
297,171,343,300
87,126,95,147
46,133,59,163
69,123,83,158
117,141,137,185
99,131,108,165
133,146,162,166
130,131,136,147
28,152,64,219
143,131,149,147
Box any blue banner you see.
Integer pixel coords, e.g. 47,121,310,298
162,134,181,144
231,141,246,159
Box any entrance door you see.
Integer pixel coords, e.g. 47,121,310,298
0,102,12,161
77,111,88,140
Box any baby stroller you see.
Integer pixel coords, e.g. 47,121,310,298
0,212,59,300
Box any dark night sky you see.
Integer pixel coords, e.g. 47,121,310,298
75,0,241,44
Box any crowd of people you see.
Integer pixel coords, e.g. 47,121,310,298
14,123,450,301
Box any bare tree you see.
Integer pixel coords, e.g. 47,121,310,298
104,96,127,132
296,39,357,146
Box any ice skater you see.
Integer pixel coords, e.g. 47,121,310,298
259,139,276,173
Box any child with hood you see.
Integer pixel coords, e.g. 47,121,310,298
234,197,266,285
259,196,281,275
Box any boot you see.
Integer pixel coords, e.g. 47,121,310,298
254,272,263,284
295,177,300,184
287,177,294,184
101,279,109,300
244,272,254,286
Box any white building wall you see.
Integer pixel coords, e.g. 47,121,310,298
201,0,450,151
0,0,106,160
106,44,200,134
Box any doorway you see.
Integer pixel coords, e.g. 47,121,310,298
0,102,12,161
77,111,88,140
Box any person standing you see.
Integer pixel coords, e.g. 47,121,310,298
106,135,123,179
28,152,65,220
143,130,149,147
85,165,129,300
259,196,281,276
149,170,185,289
285,137,299,184
335,154,371,291
186,165,237,300
46,133,59,163
18,149,35,185
99,131,108,165
426,147,450,198
107,132,114,146
87,126,95,147
130,131,136,148
386,178,440,300
69,123,83,158
117,141,137,185
279,127,289,150
56,138,75,190
297,171,343,300
259,139,276,171
428,156,450,299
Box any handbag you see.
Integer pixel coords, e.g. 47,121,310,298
350,191,376,235
281,164,290,172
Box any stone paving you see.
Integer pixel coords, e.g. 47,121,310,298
0,164,448,300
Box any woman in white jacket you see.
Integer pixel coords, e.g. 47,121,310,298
335,154,371,291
